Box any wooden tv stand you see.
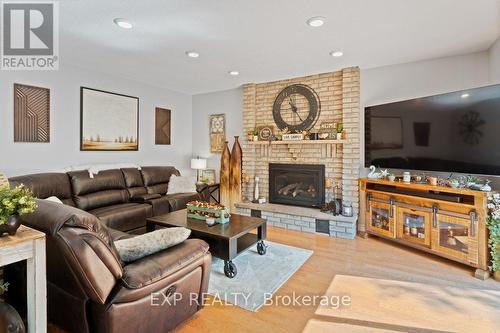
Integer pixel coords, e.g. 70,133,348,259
359,178,490,279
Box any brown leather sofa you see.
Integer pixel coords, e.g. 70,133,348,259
9,166,201,233
6,166,211,333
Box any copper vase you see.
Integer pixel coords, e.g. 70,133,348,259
229,136,242,212
220,141,231,209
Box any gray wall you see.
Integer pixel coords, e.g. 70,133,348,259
490,36,500,83
191,88,243,180
0,63,193,177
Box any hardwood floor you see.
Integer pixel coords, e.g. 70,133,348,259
175,226,500,333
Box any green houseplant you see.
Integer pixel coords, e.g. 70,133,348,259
336,123,344,140
251,129,259,141
0,185,37,236
487,192,500,281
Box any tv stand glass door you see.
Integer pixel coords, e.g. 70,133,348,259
396,207,431,247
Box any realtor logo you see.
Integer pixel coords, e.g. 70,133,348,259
1,1,59,70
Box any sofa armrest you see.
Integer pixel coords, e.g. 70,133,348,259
58,227,123,304
130,193,162,203
165,192,201,212
110,239,211,303
121,239,209,289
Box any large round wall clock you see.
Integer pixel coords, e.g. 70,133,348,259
272,84,321,133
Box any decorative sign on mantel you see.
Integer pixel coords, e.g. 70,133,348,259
319,121,338,140
282,133,304,141
257,125,274,141
319,121,337,131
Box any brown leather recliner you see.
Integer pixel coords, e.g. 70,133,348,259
18,199,211,333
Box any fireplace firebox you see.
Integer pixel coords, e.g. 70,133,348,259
269,163,325,208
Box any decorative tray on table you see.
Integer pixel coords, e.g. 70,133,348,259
186,201,231,224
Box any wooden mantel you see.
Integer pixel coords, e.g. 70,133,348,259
246,139,346,145
246,139,346,159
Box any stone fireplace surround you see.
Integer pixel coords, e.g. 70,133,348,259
235,67,360,239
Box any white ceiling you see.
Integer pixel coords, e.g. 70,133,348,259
60,0,500,95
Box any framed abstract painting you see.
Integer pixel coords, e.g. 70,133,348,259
80,87,139,151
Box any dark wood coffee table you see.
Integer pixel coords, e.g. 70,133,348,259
147,209,267,278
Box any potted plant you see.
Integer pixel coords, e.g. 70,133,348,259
0,185,37,237
466,175,478,188
0,280,26,333
246,131,254,141
449,178,460,188
336,123,343,140
387,173,396,182
252,130,259,142
487,192,500,281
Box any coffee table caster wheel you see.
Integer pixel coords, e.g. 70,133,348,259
224,261,237,278
257,241,267,255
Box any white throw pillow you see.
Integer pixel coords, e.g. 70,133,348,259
44,196,63,204
167,175,197,194
114,227,191,262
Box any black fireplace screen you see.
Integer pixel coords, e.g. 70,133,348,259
269,163,325,208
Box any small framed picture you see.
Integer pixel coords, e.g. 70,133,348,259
201,169,216,185
257,125,274,141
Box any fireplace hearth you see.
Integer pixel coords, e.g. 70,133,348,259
269,163,325,208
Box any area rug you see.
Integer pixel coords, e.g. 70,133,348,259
311,275,500,333
208,241,313,312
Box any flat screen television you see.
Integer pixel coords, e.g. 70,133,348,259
365,84,500,176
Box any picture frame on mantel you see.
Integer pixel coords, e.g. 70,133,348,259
80,87,139,151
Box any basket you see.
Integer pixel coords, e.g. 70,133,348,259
186,202,231,224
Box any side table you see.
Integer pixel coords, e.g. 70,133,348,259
0,225,46,333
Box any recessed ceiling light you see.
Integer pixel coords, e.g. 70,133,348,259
306,16,325,27
113,18,133,29
461,93,470,99
185,51,200,58
330,51,344,57
228,70,239,76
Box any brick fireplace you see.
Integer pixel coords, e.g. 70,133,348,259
236,67,361,239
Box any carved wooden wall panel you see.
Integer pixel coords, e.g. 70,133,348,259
155,107,171,145
14,84,50,142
